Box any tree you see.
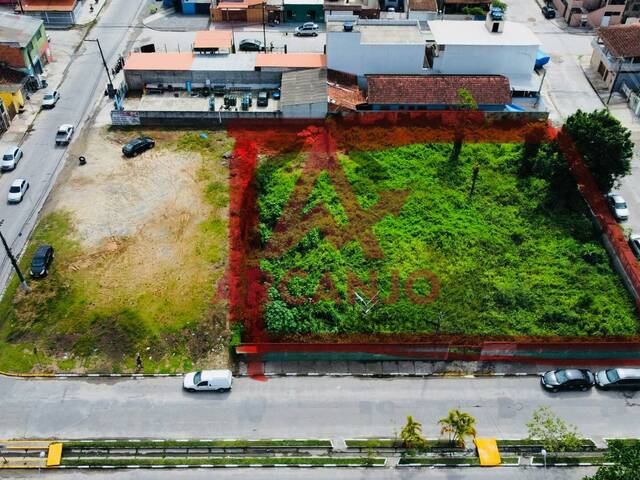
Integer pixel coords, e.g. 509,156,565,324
438,409,477,447
457,88,478,110
563,109,633,194
585,440,640,480
491,0,507,11
526,406,582,453
400,415,426,450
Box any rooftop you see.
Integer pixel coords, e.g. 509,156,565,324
280,68,327,106
20,0,77,12
255,53,326,68
428,20,540,46
328,18,432,44
366,74,512,105
598,23,640,58
216,0,264,9
194,30,233,50
409,0,437,11
0,12,44,47
285,0,323,4
125,51,258,72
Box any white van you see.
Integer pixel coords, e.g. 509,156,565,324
183,370,233,392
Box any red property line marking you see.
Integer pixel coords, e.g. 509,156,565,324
224,113,640,376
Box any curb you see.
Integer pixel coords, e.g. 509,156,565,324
56,463,386,469
0,372,184,379
531,462,612,467
397,463,520,468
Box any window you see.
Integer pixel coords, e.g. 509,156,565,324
197,381,208,387
34,29,42,41
307,9,316,18
286,9,294,18
633,3,640,10
491,22,499,32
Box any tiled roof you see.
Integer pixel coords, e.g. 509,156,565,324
124,53,194,71
366,75,512,105
194,30,233,50
328,83,366,111
598,23,640,59
409,0,437,11
20,0,77,12
215,0,263,9
255,53,326,68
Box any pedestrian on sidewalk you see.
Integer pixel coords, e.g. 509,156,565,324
135,352,143,372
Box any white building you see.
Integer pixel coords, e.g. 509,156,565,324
326,15,541,92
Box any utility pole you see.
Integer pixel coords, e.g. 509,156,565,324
16,0,24,14
84,38,113,95
0,223,30,293
262,1,267,53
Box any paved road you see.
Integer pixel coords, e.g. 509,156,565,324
1,376,638,442
0,0,149,291
0,467,598,479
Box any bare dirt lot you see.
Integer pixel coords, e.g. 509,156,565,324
0,123,233,373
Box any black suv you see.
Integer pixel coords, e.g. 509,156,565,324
122,136,155,157
542,5,556,18
541,368,595,392
29,245,54,278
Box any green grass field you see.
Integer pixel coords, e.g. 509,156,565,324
258,143,638,336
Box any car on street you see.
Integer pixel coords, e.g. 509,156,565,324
55,124,74,146
540,368,595,392
122,136,155,157
595,368,640,390
239,39,264,51
183,369,233,392
42,90,60,109
607,193,629,221
295,22,319,36
29,244,54,278
7,178,29,203
629,234,640,259
541,4,556,18
1,146,23,171
257,91,269,107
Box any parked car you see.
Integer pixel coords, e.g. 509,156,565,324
29,244,54,278
595,368,640,390
629,234,640,259
42,90,60,109
1,146,23,171
540,368,595,392
239,39,264,51
183,370,233,392
55,124,74,146
607,193,629,221
122,136,155,157
295,22,319,36
271,88,281,100
257,91,269,107
541,5,556,18
7,178,29,203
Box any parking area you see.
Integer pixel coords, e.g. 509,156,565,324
124,90,281,113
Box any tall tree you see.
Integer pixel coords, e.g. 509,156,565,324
526,406,582,453
563,109,633,194
400,415,426,450
585,440,640,480
438,409,477,447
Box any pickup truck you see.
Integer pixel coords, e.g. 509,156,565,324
55,124,74,146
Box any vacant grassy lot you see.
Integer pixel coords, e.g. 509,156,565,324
259,143,638,336
0,129,232,373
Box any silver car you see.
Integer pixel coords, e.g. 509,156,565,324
595,368,640,390
295,22,319,36
607,193,629,221
1,146,23,171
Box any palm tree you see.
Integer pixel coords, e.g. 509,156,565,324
438,409,477,448
400,415,426,450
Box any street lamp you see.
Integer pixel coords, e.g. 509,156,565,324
84,38,114,96
262,1,267,53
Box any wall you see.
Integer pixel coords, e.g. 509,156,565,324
0,89,24,118
408,10,438,20
587,4,624,26
0,44,26,69
432,44,538,85
283,3,325,21
125,69,281,91
327,29,427,79
112,109,281,126
281,101,327,117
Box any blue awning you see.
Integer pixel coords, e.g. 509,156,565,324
505,104,526,112
535,49,550,68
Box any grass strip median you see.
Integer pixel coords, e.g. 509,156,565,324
345,439,456,449
399,457,520,466
532,456,606,466
497,439,596,450
63,440,332,449
60,457,385,467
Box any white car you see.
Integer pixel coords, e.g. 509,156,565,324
1,146,23,171
42,90,60,109
294,22,319,36
607,193,629,221
55,124,74,146
183,369,233,392
7,178,29,203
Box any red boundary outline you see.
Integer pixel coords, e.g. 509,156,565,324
224,112,640,371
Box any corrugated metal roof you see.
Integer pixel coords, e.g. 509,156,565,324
255,53,326,68
0,12,43,47
124,52,194,71
21,0,76,12
194,30,233,50
281,68,327,106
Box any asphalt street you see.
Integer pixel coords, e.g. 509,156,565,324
0,0,149,291
1,376,638,442
0,467,598,479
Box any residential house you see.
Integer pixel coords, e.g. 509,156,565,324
324,0,379,20
364,74,512,110
0,65,29,118
622,0,640,22
0,12,51,75
326,14,541,92
19,0,82,26
283,0,324,22
181,0,213,14
211,0,282,23
590,22,640,93
551,0,627,27
407,0,438,20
